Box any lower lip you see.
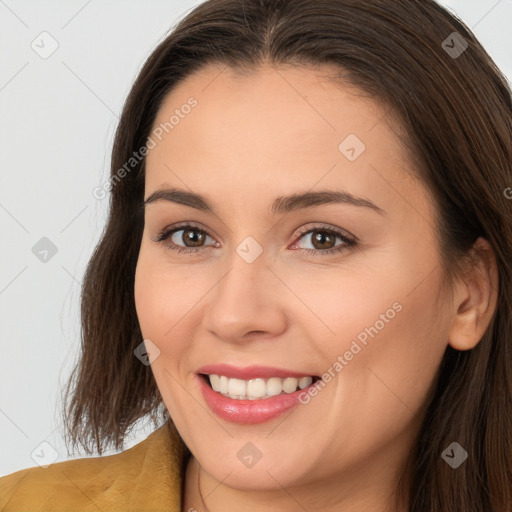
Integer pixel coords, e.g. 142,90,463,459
197,375,312,424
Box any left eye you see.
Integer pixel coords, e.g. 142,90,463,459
290,227,356,255
292,228,355,253
154,224,356,256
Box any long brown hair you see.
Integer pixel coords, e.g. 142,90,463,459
62,1,512,510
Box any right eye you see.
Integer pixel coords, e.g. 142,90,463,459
154,223,219,254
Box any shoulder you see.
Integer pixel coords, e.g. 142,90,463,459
0,421,186,512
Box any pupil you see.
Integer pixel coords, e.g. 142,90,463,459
185,229,204,247
313,231,334,249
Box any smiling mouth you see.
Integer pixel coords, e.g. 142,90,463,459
199,373,321,400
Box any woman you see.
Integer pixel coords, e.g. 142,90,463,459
1,0,511,510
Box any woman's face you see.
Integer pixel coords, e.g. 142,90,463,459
134,64,454,497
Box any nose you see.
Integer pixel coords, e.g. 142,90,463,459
201,249,287,345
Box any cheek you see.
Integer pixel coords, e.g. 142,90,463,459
134,248,205,359
134,252,198,418
331,270,448,418
276,261,407,360
289,251,449,410
134,253,162,339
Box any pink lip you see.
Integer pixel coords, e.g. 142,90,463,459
197,363,316,380
197,374,318,424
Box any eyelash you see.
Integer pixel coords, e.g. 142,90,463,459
153,222,357,257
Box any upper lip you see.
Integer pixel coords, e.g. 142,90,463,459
197,363,318,380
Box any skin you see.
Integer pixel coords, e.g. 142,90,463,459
134,63,498,511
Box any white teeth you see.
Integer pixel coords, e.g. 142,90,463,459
210,374,220,392
298,376,313,389
219,376,229,394
282,377,298,393
228,378,246,398
246,378,266,398
266,377,283,397
206,374,315,399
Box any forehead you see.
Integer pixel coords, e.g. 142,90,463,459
144,63,430,222
150,63,394,155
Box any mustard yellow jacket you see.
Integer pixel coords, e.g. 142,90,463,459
0,421,187,511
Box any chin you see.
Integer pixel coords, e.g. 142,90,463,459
198,454,314,492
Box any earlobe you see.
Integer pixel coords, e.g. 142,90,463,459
447,237,499,352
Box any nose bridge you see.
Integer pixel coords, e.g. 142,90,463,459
215,243,270,313
202,241,286,342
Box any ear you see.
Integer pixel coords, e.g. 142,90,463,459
448,237,499,351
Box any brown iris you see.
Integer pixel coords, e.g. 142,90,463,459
310,230,336,250
182,228,206,247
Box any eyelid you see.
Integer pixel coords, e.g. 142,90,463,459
152,221,215,243
294,222,357,242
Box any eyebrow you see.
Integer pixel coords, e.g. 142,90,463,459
143,187,385,216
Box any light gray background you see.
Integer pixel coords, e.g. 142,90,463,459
1,0,511,476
